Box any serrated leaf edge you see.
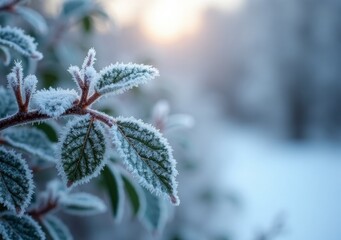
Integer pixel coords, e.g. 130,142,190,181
0,147,34,215
56,115,108,189
0,212,46,240
111,116,179,205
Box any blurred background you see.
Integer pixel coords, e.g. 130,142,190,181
2,0,341,239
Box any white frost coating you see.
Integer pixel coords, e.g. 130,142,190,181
0,212,46,240
83,66,98,85
82,48,96,70
0,26,43,60
59,192,107,216
68,65,83,89
6,72,17,89
6,61,23,89
95,63,159,95
23,75,38,105
0,147,34,215
41,215,73,240
33,88,78,117
56,115,107,188
111,116,179,205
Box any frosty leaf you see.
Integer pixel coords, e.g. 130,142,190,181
0,86,17,118
0,46,11,66
82,48,96,70
57,115,107,188
41,215,72,240
33,88,78,118
0,147,34,214
0,26,42,60
1,127,56,162
95,63,159,95
111,117,179,205
142,190,167,233
0,212,45,240
102,165,124,221
59,193,106,216
14,6,48,34
121,171,145,217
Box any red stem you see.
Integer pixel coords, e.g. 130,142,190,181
0,105,114,131
84,91,101,107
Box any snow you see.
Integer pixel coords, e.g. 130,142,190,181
210,123,341,240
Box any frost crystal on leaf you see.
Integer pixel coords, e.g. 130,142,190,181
0,147,34,214
0,87,17,118
1,127,56,162
95,63,159,95
82,48,96,70
0,212,45,240
7,61,23,90
57,115,107,188
59,193,106,216
111,117,179,205
0,26,43,60
23,75,38,100
41,215,73,240
33,88,78,118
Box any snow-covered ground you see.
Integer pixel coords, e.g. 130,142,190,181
212,123,341,240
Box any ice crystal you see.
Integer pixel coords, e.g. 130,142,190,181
23,75,38,105
0,147,34,215
33,88,78,118
111,117,179,205
0,212,45,240
57,115,107,188
0,26,42,60
95,63,159,95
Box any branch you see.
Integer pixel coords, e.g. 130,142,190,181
0,105,114,131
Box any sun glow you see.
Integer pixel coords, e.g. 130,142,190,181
141,1,201,44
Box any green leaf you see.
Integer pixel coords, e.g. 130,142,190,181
57,115,107,188
1,127,56,162
59,193,106,216
102,165,124,222
121,171,145,217
0,26,42,60
0,147,34,214
0,212,45,240
95,63,159,95
41,215,72,240
142,190,167,233
111,117,179,205
0,86,17,118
